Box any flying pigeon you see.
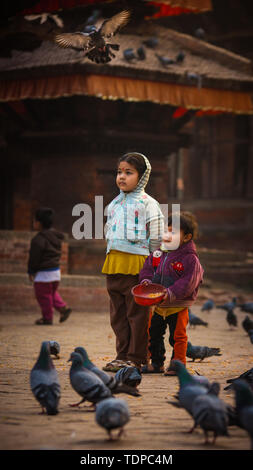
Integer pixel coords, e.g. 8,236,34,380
74,347,141,396
224,368,253,392
186,341,222,362
232,379,253,450
242,315,253,334
142,37,158,48
30,341,61,415
168,360,208,427
226,308,237,329
54,10,131,64
49,340,60,359
191,382,230,444
239,302,253,315
216,297,237,312
68,352,112,408
155,53,174,67
115,366,142,388
201,299,214,313
95,397,130,440
188,309,208,328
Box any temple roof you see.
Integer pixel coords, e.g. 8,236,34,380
0,19,252,113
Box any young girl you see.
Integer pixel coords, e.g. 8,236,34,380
28,207,72,325
139,212,204,375
102,152,164,371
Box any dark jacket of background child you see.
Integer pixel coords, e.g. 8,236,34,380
27,229,64,275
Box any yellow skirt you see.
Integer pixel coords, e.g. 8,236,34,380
102,250,147,275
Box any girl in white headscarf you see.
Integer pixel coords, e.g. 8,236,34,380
102,152,164,372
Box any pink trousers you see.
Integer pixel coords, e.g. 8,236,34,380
34,281,66,321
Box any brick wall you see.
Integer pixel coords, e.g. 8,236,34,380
0,230,69,274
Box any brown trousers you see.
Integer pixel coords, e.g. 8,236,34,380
106,274,150,366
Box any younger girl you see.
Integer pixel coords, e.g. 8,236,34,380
139,212,204,375
102,152,164,371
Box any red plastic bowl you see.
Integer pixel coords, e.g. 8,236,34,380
131,283,167,306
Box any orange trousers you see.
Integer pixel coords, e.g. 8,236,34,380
147,308,189,366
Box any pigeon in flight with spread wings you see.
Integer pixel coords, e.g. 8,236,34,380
54,10,131,64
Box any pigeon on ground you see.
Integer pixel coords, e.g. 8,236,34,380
201,299,214,313
96,397,130,440
74,347,141,396
226,308,237,329
123,48,136,61
68,352,112,408
248,330,253,344
188,310,208,328
49,340,60,359
224,368,253,392
55,10,131,64
186,341,222,362
191,382,230,444
239,302,253,315
155,53,174,67
30,341,61,415
194,371,211,389
242,316,253,334
232,379,253,450
168,360,208,427
142,37,158,48
216,297,237,312
114,366,142,388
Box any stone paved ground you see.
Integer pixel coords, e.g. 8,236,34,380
0,296,252,451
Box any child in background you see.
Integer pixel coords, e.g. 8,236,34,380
139,212,204,375
102,152,164,371
28,207,72,325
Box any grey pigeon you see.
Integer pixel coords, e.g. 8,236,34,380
115,366,142,388
224,368,253,392
186,341,222,362
176,51,185,63
123,48,136,61
142,37,158,48
242,315,253,334
155,53,174,67
188,310,208,328
49,340,60,359
55,10,131,64
226,308,237,329
216,297,237,312
191,382,230,444
68,352,112,408
96,397,130,440
74,347,141,397
168,360,208,427
248,329,253,344
137,46,146,60
194,371,211,389
201,299,214,313
30,341,61,415
239,302,253,314
194,27,205,40
232,379,253,450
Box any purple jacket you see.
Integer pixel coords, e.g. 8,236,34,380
139,240,204,308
